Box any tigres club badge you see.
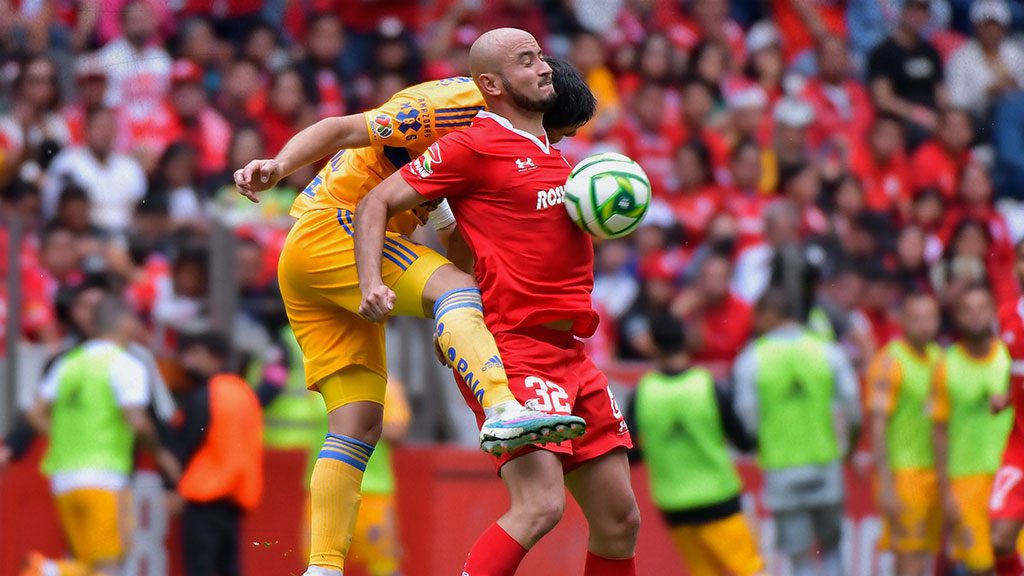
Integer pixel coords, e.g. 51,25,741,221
373,114,394,138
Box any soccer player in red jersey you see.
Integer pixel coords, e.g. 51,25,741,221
990,239,1024,576
355,29,639,576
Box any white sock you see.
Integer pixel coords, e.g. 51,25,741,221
483,399,522,420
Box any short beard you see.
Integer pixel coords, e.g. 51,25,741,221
499,73,557,113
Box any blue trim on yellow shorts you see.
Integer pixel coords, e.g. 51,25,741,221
334,209,420,271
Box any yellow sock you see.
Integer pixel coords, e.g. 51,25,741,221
433,288,517,409
308,433,374,571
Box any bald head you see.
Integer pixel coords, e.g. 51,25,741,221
469,28,537,77
469,28,555,114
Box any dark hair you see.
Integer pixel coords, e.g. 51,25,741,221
543,57,597,131
945,217,991,259
873,112,904,129
15,56,61,111
777,161,814,193
677,138,713,185
756,287,797,320
58,183,90,207
650,315,687,354
2,178,40,204
730,137,760,162
179,330,232,360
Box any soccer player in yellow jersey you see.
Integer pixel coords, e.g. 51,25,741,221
234,63,594,576
932,285,1013,575
866,293,942,576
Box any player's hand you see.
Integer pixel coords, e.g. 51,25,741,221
992,393,1012,414
155,448,182,485
165,491,184,516
359,283,396,322
878,487,902,524
943,493,961,529
234,158,285,203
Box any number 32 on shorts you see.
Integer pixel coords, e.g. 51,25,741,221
525,376,571,413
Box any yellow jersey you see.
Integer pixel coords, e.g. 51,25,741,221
289,77,485,235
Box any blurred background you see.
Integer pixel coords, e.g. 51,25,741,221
2,0,1024,574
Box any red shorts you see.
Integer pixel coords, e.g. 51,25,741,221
990,427,1024,520
456,326,633,473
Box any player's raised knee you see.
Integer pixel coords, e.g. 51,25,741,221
422,264,477,307
519,493,565,539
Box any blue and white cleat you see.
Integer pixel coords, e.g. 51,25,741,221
479,400,586,456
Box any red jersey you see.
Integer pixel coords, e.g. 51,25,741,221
999,299,1024,431
911,141,969,201
401,111,598,337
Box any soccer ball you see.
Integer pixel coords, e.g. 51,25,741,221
564,152,651,239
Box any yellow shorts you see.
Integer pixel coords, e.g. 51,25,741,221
54,488,130,565
878,468,942,553
950,474,995,571
669,512,765,576
279,208,449,405
348,493,401,576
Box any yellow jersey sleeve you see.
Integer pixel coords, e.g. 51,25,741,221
866,351,903,416
291,78,485,230
363,77,485,149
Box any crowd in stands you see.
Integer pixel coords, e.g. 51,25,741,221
1,0,1024,403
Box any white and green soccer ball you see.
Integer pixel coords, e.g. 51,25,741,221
564,152,651,239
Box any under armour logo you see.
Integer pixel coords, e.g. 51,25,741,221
515,157,536,171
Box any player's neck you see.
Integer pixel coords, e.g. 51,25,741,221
487,102,546,138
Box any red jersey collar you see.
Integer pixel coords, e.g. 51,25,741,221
476,110,550,154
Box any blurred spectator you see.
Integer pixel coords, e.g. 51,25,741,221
908,187,948,260
779,162,828,237
868,0,947,149
593,239,640,322
668,139,722,242
171,331,263,576
620,251,682,359
0,56,71,183
679,78,729,170
63,54,110,146
734,288,861,576
687,40,732,94
723,85,770,148
673,254,753,367
53,184,101,239
148,142,203,226
218,58,265,127
569,30,622,138
766,97,815,194
295,13,348,120
241,21,289,73
732,200,801,304
165,60,232,180
896,226,935,295
154,246,209,335
723,138,768,248
236,236,286,336
741,21,785,104
772,0,846,66
910,107,975,201
850,114,912,215
260,68,317,157
946,0,1024,118
802,36,874,159
677,0,746,60
43,107,146,234
98,0,171,123
611,82,684,197
177,0,265,46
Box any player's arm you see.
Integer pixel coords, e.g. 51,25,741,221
445,226,475,275
930,358,959,524
235,114,370,202
354,171,433,321
355,134,477,321
867,353,900,518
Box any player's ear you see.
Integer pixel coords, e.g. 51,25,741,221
476,73,502,98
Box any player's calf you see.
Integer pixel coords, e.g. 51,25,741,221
992,519,1024,576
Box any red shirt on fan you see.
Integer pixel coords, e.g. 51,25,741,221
401,111,598,337
850,144,911,213
911,141,970,201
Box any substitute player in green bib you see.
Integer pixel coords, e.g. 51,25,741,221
932,285,1013,575
28,296,180,576
734,289,861,576
866,293,943,576
631,316,765,576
